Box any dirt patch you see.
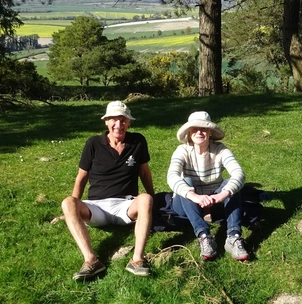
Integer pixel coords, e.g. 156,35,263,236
270,294,302,304
108,18,199,33
19,52,49,62
38,38,53,46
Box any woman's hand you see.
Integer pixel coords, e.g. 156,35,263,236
186,191,216,208
210,190,231,204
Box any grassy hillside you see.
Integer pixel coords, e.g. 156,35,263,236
1,94,302,303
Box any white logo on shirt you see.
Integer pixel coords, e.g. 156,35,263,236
126,155,136,166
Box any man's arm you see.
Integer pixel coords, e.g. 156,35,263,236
139,162,154,196
72,168,89,199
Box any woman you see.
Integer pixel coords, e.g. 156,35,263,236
167,111,249,261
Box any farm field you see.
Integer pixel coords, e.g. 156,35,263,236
15,3,199,39
16,17,199,39
14,4,200,74
126,34,198,52
16,24,65,37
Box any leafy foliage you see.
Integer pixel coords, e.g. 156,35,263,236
140,50,199,97
0,59,53,100
48,16,148,88
48,16,107,86
0,0,23,62
91,37,148,87
222,0,291,89
223,63,269,94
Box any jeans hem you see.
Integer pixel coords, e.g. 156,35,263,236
227,227,241,236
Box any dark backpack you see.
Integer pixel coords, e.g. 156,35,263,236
152,185,268,232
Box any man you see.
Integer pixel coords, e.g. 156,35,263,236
56,101,154,281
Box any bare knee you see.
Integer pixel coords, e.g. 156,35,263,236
137,193,153,212
61,196,91,222
61,196,80,215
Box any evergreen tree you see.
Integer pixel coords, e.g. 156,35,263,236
48,16,147,87
48,16,107,86
0,0,23,62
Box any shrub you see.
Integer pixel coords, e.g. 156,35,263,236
0,59,54,100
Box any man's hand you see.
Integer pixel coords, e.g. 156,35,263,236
50,215,65,224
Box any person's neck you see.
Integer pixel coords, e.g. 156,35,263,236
193,143,208,155
107,134,125,154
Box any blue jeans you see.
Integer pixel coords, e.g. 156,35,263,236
172,178,242,237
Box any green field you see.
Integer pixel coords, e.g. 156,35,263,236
16,24,65,37
126,34,198,52
19,11,150,20
1,94,302,303
94,11,155,19
16,4,198,39
22,19,75,26
17,5,171,19
19,11,83,19
16,23,198,41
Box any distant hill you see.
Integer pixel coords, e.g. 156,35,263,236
15,0,163,6
15,0,235,9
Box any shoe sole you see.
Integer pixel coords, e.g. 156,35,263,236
224,245,249,261
73,265,106,281
201,251,217,260
233,254,249,261
125,267,150,276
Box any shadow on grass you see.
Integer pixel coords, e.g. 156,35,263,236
149,184,302,260
94,224,136,265
0,103,106,153
245,186,302,258
45,185,302,277
2,93,302,153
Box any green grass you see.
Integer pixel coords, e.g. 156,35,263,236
1,94,302,303
19,11,84,19
33,60,50,78
126,34,198,52
12,48,49,60
16,24,66,37
22,19,75,26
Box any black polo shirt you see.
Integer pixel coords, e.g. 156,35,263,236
79,131,150,200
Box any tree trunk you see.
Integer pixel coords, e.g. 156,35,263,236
283,0,302,92
198,0,223,96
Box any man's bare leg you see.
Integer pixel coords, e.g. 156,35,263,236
61,196,97,263
127,193,153,262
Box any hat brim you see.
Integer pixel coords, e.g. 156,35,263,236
101,111,135,120
177,119,224,143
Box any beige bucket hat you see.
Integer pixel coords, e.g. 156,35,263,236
177,111,225,143
101,101,136,120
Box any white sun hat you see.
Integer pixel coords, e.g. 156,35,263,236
177,111,225,143
101,101,136,120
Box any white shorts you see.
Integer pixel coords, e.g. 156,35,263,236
83,197,136,227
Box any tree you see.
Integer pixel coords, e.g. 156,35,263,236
0,0,23,62
162,0,223,96
198,0,223,95
222,0,302,92
90,37,148,87
48,16,107,86
222,0,288,91
283,0,302,92
141,50,199,96
0,59,53,100
26,0,302,94
48,16,146,88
